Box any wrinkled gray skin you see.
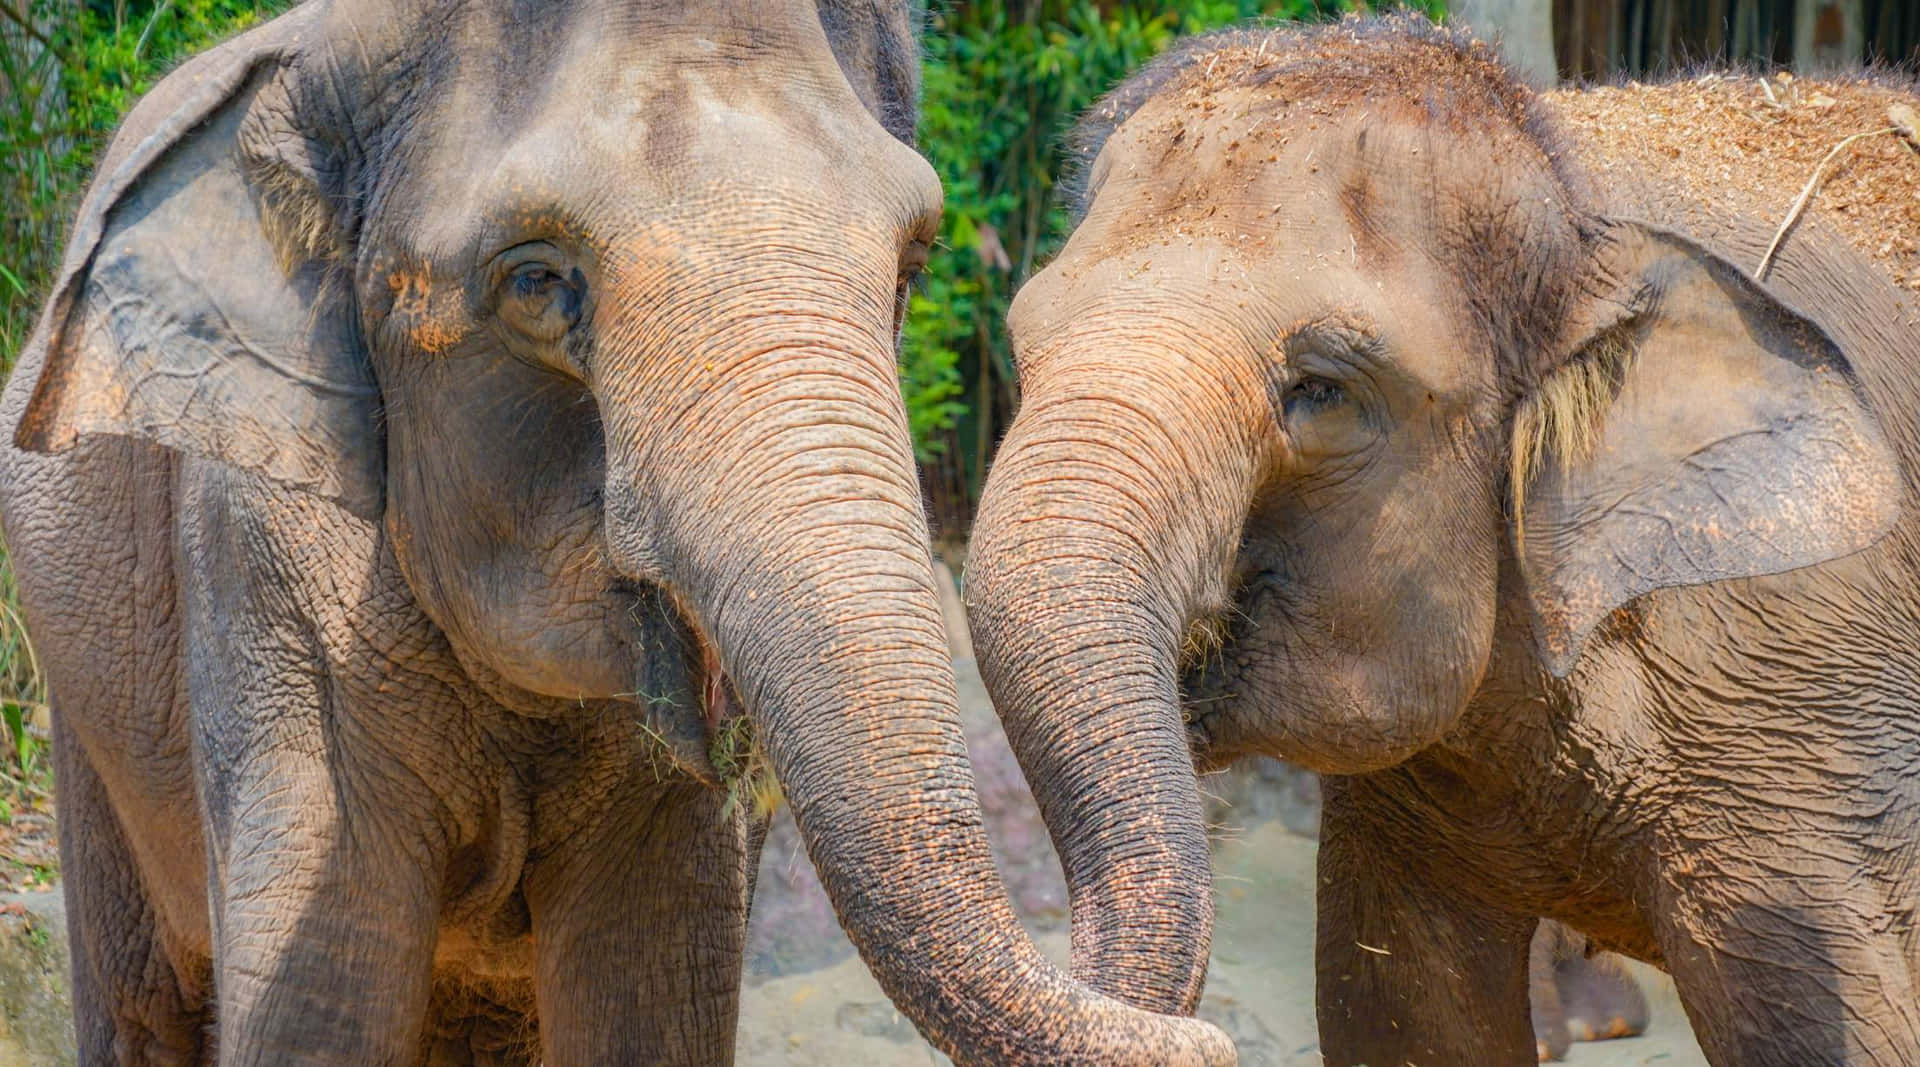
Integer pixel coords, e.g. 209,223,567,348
0,2,1232,1064
968,18,1920,1067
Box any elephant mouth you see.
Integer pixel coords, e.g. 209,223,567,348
684,612,773,798
1177,625,1237,774
623,581,752,790
690,619,737,735
1180,695,1233,774
1177,568,1285,773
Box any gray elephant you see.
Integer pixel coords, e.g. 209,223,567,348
0,2,1232,1064
1529,919,1648,1061
966,16,1920,1067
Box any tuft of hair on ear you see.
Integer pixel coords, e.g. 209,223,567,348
247,157,346,270
1509,326,1638,543
234,68,351,271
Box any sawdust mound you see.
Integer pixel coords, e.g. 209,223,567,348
1547,74,1920,293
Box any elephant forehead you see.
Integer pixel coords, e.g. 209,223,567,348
1092,83,1541,271
381,1,924,229
1012,234,1487,408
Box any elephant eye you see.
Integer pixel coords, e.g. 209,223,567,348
893,239,930,338
499,260,585,344
512,264,561,299
1284,376,1345,417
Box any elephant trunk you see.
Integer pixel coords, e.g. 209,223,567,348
967,362,1261,1015
599,297,1235,1064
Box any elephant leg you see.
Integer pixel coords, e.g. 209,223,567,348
1315,779,1536,1067
177,469,452,1066
1527,922,1571,1063
1657,873,1920,1066
529,783,746,1067
52,713,210,1066
204,752,446,1067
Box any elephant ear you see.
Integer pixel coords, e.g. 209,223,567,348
814,0,921,144
1513,220,1903,677
12,3,383,520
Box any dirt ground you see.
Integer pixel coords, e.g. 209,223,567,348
737,654,1710,1067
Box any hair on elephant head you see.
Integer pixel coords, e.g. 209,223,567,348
4,1,1235,1062
966,13,1902,1022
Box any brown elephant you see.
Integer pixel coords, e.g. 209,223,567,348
0,2,1232,1063
967,16,1920,1067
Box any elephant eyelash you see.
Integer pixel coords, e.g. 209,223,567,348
1284,376,1345,414
892,268,923,336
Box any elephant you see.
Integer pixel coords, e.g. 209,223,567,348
0,2,1234,1064
965,15,1920,1067
1529,920,1648,1061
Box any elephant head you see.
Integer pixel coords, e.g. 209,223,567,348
10,1,1231,1060
966,18,1902,1013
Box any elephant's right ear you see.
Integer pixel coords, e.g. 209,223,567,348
13,5,383,520
1512,221,1903,676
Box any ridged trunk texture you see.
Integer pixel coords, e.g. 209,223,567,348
597,274,1234,1064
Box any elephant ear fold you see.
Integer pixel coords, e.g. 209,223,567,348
1512,220,1903,677
12,5,384,520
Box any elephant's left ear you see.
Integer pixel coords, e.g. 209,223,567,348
1513,220,1904,676
12,3,383,519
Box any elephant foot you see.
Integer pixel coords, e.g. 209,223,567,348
1565,1014,1638,1041
1530,920,1650,1059
1529,923,1573,1062
1557,949,1649,1045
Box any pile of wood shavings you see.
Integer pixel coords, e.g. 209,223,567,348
1548,75,1920,293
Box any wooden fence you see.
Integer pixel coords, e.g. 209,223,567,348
1554,0,1919,79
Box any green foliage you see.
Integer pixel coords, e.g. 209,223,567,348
906,0,1442,524
2,1,293,377
0,559,42,787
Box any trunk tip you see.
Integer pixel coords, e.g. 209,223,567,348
1174,1016,1238,1067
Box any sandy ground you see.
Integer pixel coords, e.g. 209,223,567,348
739,822,1708,1066
737,651,1710,1067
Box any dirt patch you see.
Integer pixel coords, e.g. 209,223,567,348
1548,74,1920,292
741,821,1707,1067
740,653,1708,1066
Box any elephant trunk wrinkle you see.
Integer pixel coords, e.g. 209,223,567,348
684,515,1233,1064
592,329,1235,1061
971,551,1217,1016
967,380,1267,1017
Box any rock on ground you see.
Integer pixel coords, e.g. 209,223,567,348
0,893,72,1067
